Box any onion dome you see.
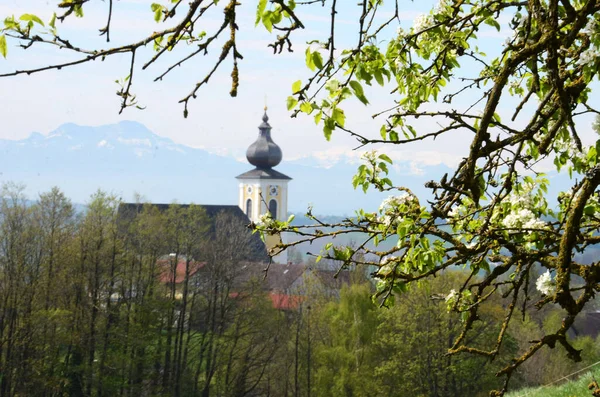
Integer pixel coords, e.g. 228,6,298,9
246,109,282,169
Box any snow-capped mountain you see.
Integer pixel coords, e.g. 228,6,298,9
0,121,449,215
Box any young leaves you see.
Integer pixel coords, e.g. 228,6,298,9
255,0,267,26
0,35,6,59
151,3,164,23
20,14,45,27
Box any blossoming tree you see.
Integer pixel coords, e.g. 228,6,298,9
2,0,600,395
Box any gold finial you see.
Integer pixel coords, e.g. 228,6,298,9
264,94,268,111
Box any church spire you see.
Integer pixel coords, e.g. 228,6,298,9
245,108,283,169
236,107,291,264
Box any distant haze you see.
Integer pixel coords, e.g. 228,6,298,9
1,121,452,215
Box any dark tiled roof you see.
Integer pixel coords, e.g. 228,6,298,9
263,263,306,292
119,203,249,219
312,269,352,291
236,167,292,180
117,203,269,262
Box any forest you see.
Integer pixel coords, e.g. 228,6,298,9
1,183,599,397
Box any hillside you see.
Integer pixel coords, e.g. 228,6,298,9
506,364,600,397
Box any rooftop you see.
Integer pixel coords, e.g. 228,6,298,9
236,167,292,180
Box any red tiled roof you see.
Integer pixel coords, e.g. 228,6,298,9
269,293,304,311
157,259,205,284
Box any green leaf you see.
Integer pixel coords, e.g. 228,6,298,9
286,96,298,110
262,11,273,32
407,125,417,138
292,80,302,94
314,110,322,125
0,35,6,59
331,107,345,128
150,3,164,22
300,102,313,114
484,17,501,31
349,80,363,96
373,70,384,86
305,48,315,71
323,125,333,141
379,154,393,164
49,13,57,29
255,0,267,26
350,80,369,105
20,14,44,26
312,51,324,69
380,125,387,140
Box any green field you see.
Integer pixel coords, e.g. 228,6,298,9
506,364,600,397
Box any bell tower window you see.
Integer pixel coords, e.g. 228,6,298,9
246,198,252,219
269,199,278,220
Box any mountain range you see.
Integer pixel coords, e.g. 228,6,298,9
1,121,453,215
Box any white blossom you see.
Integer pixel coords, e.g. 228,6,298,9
255,213,272,227
502,208,546,231
502,182,547,234
445,289,458,303
434,0,451,14
553,138,590,163
583,17,598,36
522,217,547,230
577,48,599,67
448,205,461,219
379,215,393,227
535,270,555,295
380,255,398,266
378,193,417,228
379,193,414,213
413,14,433,33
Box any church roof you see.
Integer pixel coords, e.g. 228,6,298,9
236,167,292,180
117,203,269,262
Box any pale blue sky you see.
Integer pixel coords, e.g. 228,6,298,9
0,0,597,177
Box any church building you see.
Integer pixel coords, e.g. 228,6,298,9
119,108,291,264
237,108,292,263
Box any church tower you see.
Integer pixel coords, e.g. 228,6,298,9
237,108,291,263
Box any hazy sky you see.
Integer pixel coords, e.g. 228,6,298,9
0,0,598,176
